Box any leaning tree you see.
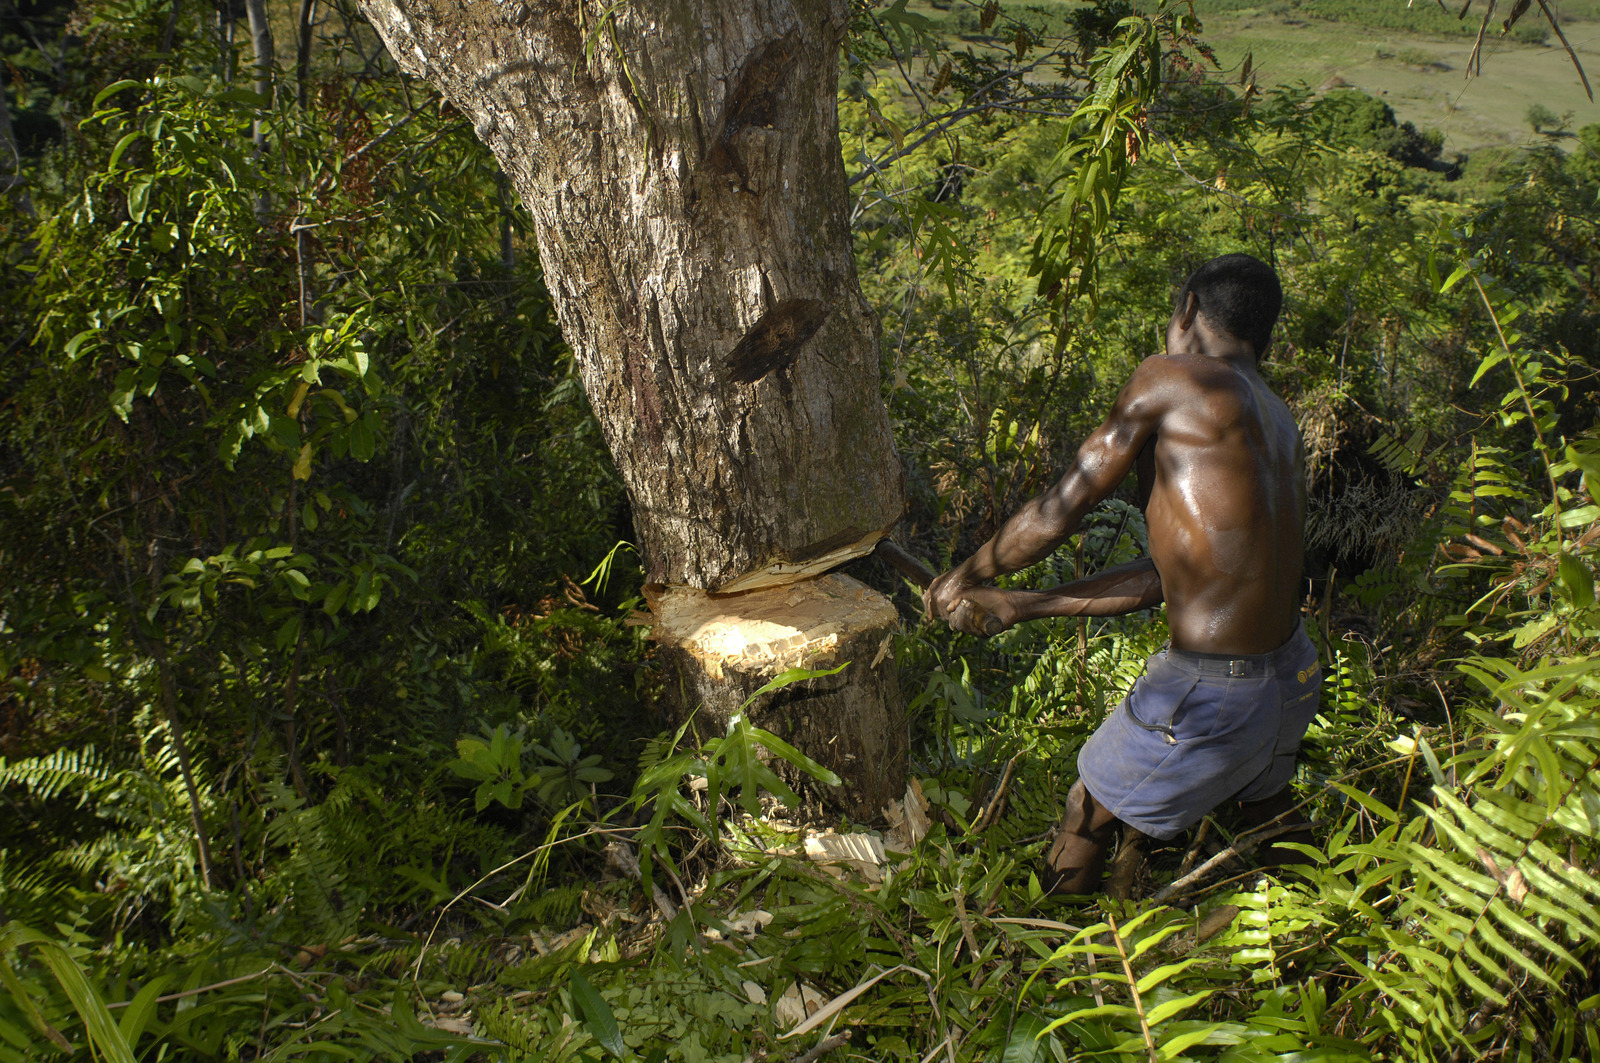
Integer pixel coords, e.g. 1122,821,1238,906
356,0,910,814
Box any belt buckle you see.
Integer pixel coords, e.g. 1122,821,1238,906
1229,660,1246,678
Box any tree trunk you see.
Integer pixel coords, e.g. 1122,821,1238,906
296,0,318,108
357,0,908,815
244,0,273,120
243,0,274,218
0,68,34,217
647,573,906,815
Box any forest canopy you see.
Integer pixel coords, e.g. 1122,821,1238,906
1,1,1598,1061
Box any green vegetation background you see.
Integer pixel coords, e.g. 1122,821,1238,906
1,0,1598,1061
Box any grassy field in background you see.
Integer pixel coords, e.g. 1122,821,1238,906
918,0,1600,151
1193,1,1600,151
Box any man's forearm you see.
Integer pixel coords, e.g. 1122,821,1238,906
1000,557,1163,622
957,488,1085,584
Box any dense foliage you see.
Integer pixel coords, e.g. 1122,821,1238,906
2,0,1598,1061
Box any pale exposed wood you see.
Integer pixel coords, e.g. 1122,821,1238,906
646,575,906,816
647,573,896,681
715,529,884,595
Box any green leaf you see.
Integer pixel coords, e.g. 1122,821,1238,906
1470,348,1510,387
150,222,180,253
214,87,271,108
93,79,145,107
1142,988,1211,1024
277,613,301,650
0,954,71,1051
1135,959,1204,993
116,976,171,1047
446,755,492,782
349,412,378,462
127,178,154,223
7,927,137,1063
741,723,842,787
108,131,144,171
1440,260,1473,292
350,571,373,613
737,662,849,712
1157,1025,1229,1059
1567,445,1600,494
322,580,349,616
292,442,313,482
1559,551,1595,607
1000,1013,1048,1063
569,968,624,1059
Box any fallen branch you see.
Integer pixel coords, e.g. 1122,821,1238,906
969,751,1023,831
1149,820,1319,904
792,1029,851,1063
106,966,274,1008
1176,817,1211,878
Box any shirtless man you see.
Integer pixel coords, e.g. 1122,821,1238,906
925,253,1318,893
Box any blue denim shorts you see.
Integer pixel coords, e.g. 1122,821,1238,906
1077,624,1321,840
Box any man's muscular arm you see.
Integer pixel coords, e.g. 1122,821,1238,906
945,558,1164,636
927,359,1169,626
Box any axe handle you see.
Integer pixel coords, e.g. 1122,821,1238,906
873,539,1004,637
873,539,938,588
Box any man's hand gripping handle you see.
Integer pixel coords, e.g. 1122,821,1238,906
873,540,1006,637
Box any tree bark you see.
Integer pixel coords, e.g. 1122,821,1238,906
296,0,318,108
356,0,909,813
243,0,273,219
355,0,903,590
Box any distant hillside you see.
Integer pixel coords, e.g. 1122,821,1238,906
915,0,1600,150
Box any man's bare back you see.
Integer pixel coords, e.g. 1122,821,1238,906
1138,353,1304,654
926,277,1304,657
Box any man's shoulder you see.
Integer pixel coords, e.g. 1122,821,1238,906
1127,353,1215,381
1120,354,1220,406
1128,353,1256,396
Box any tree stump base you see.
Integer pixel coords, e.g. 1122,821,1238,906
646,573,907,820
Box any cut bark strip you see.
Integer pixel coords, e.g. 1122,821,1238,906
648,574,906,817
715,528,887,595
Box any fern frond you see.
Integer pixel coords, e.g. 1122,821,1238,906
0,746,114,801
514,884,584,927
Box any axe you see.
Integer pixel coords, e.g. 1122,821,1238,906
873,538,1006,637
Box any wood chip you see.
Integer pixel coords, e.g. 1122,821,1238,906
804,830,887,882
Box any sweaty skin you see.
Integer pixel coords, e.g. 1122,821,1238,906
927,293,1305,655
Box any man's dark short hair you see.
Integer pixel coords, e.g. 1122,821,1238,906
1176,254,1283,357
